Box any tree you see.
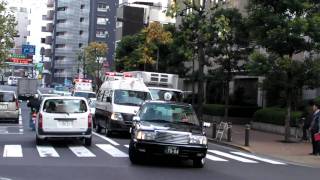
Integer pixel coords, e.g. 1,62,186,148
84,42,108,89
0,1,17,66
208,8,250,121
247,0,320,141
167,0,231,118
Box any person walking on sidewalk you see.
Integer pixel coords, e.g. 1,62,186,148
301,101,313,141
309,101,320,155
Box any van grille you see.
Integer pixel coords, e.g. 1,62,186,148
121,113,134,125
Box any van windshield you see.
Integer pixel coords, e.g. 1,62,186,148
114,90,151,106
43,99,87,113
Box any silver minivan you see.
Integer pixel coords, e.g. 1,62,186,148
35,97,92,146
0,91,19,123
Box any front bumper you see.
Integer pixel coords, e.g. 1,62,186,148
109,120,131,132
132,140,207,159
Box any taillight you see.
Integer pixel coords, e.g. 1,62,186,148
88,113,92,128
38,113,43,129
15,100,19,110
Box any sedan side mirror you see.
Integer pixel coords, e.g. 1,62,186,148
132,116,140,122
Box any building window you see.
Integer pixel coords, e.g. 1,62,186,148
80,17,84,22
97,17,108,25
97,4,109,12
96,30,108,38
79,43,83,48
80,4,85,9
41,38,45,43
79,30,83,35
55,44,65,48
57,19,66,23
57,7,67,11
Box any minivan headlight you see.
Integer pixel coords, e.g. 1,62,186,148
135,131,155,141
111,112,123,121
189,135,207,145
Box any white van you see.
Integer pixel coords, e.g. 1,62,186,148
35,96,92,146
94,75,151,136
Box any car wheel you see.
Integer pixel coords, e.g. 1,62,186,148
84,137,92,146
105,121,112,137
193,157,205,168
36,135,44,145
129,143,141,164
14,118,19,124
95,119,102,133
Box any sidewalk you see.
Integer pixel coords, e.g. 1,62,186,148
205,124,320,168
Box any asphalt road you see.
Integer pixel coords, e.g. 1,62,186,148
0,85,319,180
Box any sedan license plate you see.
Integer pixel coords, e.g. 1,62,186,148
165,146,179,155
58,121,73,128
0,105,7,110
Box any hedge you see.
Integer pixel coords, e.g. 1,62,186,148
253,107,302,126
203,104,260,118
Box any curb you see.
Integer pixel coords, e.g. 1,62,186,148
207,137,252,153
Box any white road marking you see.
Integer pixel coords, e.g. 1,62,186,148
93,132,119,146
124,145,129,148
231,152,286,165
69,146,96,157
208,150,258,163
206,154,228,162
96,144,128,157
36,146,60,157
3,145,23,157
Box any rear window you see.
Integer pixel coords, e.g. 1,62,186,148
43,99,88,113
0,92,15,102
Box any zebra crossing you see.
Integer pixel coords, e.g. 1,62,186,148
0,143,287,165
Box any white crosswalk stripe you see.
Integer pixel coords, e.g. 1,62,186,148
93,132,119,146
208,150,258,163
206,154,228,162
3,145,23,157
231,152,286,165
96,144,128,157
37,145,60,157
69,146,96,157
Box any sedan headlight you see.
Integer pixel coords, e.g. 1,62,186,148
135,131,155,141
111,112,123,121
189,135,207,145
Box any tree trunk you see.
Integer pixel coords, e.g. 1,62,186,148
192,58,195,106
224,79,230,122
285,90,292,142
197,43,205,121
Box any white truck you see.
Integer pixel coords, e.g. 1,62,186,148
124,71,184,102
17,78,39,100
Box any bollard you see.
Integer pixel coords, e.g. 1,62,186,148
245,124,250,146
227,122,232,142
212,121,217,139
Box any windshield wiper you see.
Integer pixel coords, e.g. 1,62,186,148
143,119,171,123
117,102,140,106
172,121,198,126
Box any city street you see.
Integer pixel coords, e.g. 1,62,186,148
0,86,318,180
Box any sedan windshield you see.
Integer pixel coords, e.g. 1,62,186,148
114,90,151,106
74,92,96,99
139,103,200,126
43,99,87,113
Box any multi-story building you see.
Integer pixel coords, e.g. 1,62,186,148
45,0,117,84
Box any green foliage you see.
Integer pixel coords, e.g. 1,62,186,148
203,104,259,118
0,1,17,65
253,107,302,126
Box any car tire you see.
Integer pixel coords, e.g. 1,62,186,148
36,135,44,145
14,118,19,124
193,157,205,168
129,143,141,164
95,120,102,133
84,137,92,146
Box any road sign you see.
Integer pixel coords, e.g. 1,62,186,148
22,45,36,56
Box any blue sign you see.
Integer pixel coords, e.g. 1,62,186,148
22,45,36,56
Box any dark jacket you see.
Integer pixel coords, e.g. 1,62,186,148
310,111,320,133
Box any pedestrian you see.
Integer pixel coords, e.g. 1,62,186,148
301,101,313,141
309,101,320,155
